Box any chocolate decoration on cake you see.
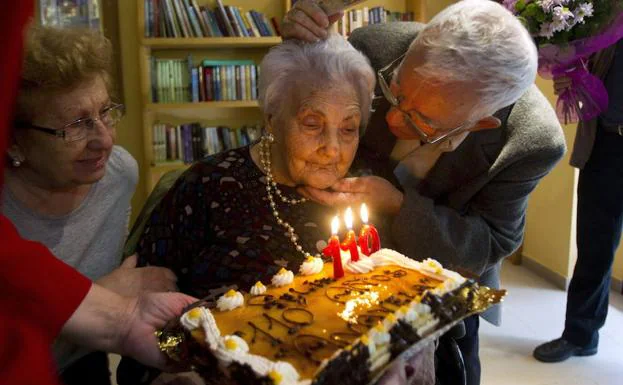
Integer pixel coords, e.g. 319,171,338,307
157,249,507,385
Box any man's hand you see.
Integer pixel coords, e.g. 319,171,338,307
96,254,177,297
281,0,343,42
298,176,404,215
553,75,572,96
119,292,197,371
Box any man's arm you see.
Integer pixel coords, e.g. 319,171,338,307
391,151,563,275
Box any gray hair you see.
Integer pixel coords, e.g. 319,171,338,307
258,33,375,132
408,0,537,120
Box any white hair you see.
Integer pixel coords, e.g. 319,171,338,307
258,33,375,132
408,0,538,120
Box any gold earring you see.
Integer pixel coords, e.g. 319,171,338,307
12,159,22,167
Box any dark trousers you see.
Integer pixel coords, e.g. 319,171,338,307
60,351,111,385
456,315,480,385
563,127,623,348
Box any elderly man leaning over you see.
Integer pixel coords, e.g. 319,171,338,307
282,1,566,384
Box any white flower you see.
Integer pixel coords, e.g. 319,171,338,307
573,2,594,24
216,289,244,311
539,22,556,38
551,6,575,33
271,268,294,287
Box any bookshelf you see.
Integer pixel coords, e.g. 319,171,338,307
137,0,426,195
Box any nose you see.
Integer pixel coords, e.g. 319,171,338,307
321,129,340,160
86,120,114,150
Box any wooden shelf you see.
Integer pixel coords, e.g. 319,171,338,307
146,101,259,111
142,37,282,49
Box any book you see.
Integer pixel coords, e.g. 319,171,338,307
184,0,204,37
189,0,209,36
215,0,235,36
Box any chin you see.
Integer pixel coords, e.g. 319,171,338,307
303,175,341,190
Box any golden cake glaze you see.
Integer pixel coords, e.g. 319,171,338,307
211,263,441,379
160,250,505,385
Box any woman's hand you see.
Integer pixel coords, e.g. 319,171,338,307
297,176,404,215
97,254,178,297
553,75,572,96
281,0,343,42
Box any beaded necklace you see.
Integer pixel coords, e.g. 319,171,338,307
259,133,321,259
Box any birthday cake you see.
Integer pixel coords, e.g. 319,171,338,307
158,249,505,385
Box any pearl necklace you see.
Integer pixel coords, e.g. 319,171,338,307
259,133,320,259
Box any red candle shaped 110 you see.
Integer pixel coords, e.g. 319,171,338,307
341,207,360,262
322,216,344,279
358,203,381,256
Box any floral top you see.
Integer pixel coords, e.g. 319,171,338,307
136,146,338,303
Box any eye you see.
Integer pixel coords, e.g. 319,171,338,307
301,116,322,130
341,126,359,135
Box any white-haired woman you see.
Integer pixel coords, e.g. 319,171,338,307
135,33,375,301
120,34,375,385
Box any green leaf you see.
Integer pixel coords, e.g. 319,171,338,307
515,0,526,13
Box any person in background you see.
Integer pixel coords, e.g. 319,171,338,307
0,3,196,385
281,1,566,384
2,25,177,384
534,39,623,363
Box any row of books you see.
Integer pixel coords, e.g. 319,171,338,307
336,7,415,36
152,123,264,164
151,57,259,103
144,0,280,38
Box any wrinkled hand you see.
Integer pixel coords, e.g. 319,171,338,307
298,176,404,215
281,0,343,42
97,254,178,297
553,75,572,96
120,292,198,371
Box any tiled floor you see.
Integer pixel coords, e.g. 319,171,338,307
480,263,623,385
111,262,623,385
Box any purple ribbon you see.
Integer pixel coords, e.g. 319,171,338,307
537,11,623,124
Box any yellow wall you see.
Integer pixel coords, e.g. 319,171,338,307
522,78,578,279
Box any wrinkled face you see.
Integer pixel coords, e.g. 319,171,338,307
384,54,478,140
272,83,362,189
10,75,115,189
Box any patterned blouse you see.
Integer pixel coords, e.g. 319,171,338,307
136,146,340,303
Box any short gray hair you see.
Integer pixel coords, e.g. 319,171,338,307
258,34,375,132
408,0,537,120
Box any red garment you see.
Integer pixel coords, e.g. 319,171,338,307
0,2,92,385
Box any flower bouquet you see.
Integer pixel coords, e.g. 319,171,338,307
500,0,623,123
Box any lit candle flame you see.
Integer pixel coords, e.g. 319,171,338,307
344,207,354,229
360,203,369,224
331,216,340,235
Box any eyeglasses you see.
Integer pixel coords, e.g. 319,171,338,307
376,54,469,144
15,103,125,143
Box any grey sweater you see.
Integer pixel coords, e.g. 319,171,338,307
2,145,138,371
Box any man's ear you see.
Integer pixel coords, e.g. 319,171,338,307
469,116,501,132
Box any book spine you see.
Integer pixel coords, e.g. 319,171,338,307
214,66,221,101
197,65,205,101
170,0,189,37
261,14,276,36
237,8,254,37
239,65,246,100
250,65,257,100
163,0,179,37
204,66,213,101
250,10,267,36
184,0,204,37
189,0,209,36
244,65,251,101
191,67,199,102
215,0,235,37
270,17,281,37
205,9,223,37
151,57,158,102
225,6,243,37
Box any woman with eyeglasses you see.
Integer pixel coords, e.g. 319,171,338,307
2,25,177,385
